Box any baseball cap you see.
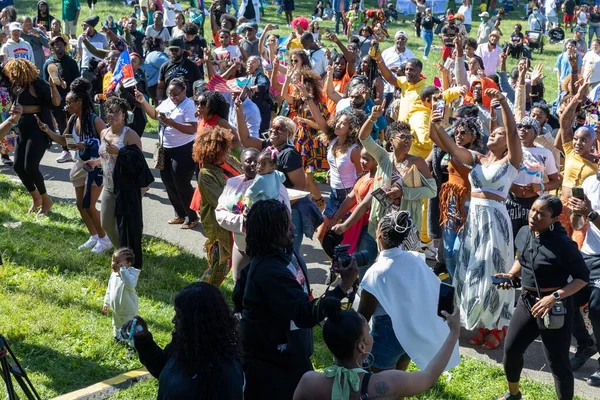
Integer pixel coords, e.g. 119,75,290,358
575,25,585,32
239,22,258,32
9,22,22,32
167,37,185,49
49,35,67,45
479,11,490,17
395,30,407,39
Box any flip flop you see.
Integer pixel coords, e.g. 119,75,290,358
180,219,199,230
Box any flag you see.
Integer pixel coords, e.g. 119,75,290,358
107,50,135,93
206,74,250,93
588,82,600,103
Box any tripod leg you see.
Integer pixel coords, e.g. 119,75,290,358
0,354,19,400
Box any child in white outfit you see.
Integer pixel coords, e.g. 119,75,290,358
102,248,141,341
244,147,286,209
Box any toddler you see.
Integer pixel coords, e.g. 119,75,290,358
102,248,141,342
244,147,286,208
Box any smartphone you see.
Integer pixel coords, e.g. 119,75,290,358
572,187,585,201
435,99,446,117
590,114,599,126
158,112,167,119
491,275,512,286
437,283,455,318
65,134,75,146
82,163,94,173
371,187,393,209
272,24,280,29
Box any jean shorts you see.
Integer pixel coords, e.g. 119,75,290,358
323,188,349,219
371,314,410,369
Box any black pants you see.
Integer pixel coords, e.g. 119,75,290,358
242,356,312,400
54,107,69,151
13,119,48,195
160,141,198,222
504,291,574,400
116,192,144,269
572,254,600,357
87,0,97,7
414,13,422,37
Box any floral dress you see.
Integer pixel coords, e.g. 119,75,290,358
291,98,330,173
0,87,16,155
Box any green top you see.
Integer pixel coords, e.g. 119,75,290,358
361,136,437,238
62,0,80,22
324,365,367,400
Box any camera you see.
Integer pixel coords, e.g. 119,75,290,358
332,244,371,270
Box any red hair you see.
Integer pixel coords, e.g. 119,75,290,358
291,16,309,30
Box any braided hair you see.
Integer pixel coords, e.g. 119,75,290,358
113,247,135,265
377,209,414,249
70,78,97,140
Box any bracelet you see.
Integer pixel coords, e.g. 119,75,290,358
540,182,545,192
368,117,378,123
490,117,497,121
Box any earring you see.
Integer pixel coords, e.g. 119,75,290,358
549,223,554,231
356,352,375,369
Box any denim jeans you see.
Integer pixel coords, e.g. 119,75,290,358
441,198,469,279
590,24,600,46
291,205,303,255
356,225,378,280
422,29,433,57
227,0,239,13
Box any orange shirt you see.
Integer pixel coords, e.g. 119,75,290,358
326,72,352,114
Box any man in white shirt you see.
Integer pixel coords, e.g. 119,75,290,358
457,0,473,32
380,30,415,110
300,32,327,77
475,30,502,76
77,16,108,82
163,0,182,33
145,11,171,43
1,22,35,63
544,0,558,30
569,167,600,385
223,91,261,138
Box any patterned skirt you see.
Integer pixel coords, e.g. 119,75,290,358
294,126,329,174
453,197,516,330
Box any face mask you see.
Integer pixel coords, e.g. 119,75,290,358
456,20,462,25
481,17,486,22
533,10,539,15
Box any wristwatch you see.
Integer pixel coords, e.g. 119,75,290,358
588,211,599,222
552,291,561,301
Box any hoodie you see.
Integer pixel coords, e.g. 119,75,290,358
0,38,35,64
463,76,499,109
33,0,55,32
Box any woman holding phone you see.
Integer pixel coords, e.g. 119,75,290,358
35,78,110,253
495,195,588,400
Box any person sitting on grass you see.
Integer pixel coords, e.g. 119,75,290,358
102,248,140,342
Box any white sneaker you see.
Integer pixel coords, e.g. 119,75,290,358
56,150,73,163
420,241,437,260
423,55,428,60
78,236,98,250
91,237,112,254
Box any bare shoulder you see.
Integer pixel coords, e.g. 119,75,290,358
294,372,332,400
407,155,430,174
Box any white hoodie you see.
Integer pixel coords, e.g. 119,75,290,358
0,38,35,64
103,266,141,316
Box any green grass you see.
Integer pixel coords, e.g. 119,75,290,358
0,176,577,399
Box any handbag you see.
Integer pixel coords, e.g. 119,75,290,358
153,125,166,170
528,235,566,330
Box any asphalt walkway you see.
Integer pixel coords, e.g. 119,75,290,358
3,135,600,399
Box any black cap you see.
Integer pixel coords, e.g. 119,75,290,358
167,37,184,50
83,16,100,28
49,35,67,45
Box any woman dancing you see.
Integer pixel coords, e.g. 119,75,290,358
2,59,61,215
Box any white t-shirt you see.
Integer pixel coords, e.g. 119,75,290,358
156,97,198,148
145,25,171,43
475,43,502,76
380,46,416,94
163,0,182,27
309,48,328,76
215,45,242,62
582,175,600,256
513,145,558,186
457,4,472,25
583,51,600,83
78,32,108,68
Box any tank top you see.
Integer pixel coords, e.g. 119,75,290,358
99,128,128,190
468,153,518,199
327,138,359,190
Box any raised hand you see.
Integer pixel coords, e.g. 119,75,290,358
369,98,386,119
33,114,49,132
134,88,145,103
484,88,505,101
530,62,545,85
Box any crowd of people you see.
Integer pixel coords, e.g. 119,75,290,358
1,0,600,399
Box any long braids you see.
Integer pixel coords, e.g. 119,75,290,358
70,78,96,140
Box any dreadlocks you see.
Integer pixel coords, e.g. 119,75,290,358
245,199,292,257
3,59,39,86
378,209,414,249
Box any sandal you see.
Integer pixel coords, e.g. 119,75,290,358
168,217,185,225
482,327,507,350
468,328,489,346
180,219,199,230
497,391,522,400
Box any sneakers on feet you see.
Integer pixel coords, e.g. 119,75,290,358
1,155,13,166
78,236,98,250
572,345,597,371
420,242,437,260
56,150,73,163
588,369,600,386
91,237,112,254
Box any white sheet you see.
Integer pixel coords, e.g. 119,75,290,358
360,247,460,371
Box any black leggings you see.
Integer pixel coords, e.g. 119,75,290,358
87,0,97,7
504,291,574,400
13,128,48,195
572,256,600,357
160,141,197,222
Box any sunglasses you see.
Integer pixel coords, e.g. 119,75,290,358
391,133,414,141
517,124,533,130
290,58,300,64
194,99,207,107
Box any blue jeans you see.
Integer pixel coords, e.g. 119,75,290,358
371,315,410,369
441,198,469,279
291,205,303,255
335,11,343,33
590,24,600,46
464,24,471,33
422,29,433,57
356,225,378,280
227,0,239,13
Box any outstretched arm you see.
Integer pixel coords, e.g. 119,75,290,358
429,110,477,166
326,32,356,76
486,88,522,169
373,44,401,90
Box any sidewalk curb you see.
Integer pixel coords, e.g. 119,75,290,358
52,368,151,400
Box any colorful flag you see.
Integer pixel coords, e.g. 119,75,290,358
107,50,135,93
206,74,250,93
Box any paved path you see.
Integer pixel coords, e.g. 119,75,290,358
4,135,600,399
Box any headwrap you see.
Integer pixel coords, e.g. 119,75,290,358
519,116,541,136
463,77,499,110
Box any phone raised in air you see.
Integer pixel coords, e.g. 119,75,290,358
437,283,455,318
572,187,585,201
